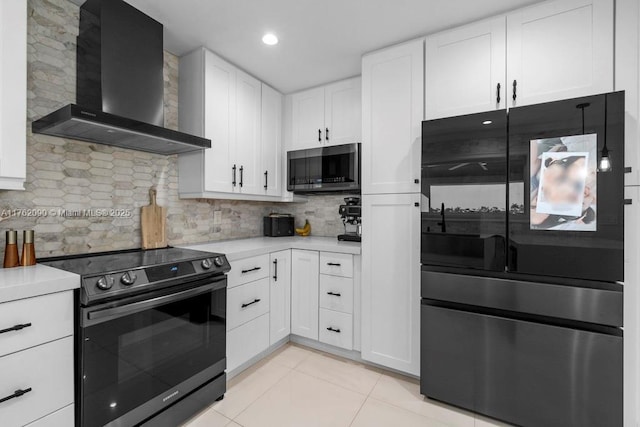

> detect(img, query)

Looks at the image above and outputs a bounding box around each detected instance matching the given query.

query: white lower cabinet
[291,250,320,340]
[270,250,291,345]
[227,278,270,330]
[0,336,74,427]
[227,313,270,372]
[319,275,354,314]
[319,308,353,350]
[25,404,74,427]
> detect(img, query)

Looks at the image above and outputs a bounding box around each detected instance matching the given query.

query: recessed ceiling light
[262,33,278,46]
[482,120,492,125]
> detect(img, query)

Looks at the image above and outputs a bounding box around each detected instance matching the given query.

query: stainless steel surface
[421,303,623,427]
[421,270,623,327]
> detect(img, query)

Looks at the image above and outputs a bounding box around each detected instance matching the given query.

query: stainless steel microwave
[287,143,361,194]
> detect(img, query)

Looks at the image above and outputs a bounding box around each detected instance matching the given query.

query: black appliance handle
[232,164,237,187]
[326,327,341,333]
[0,388,32,405]
[239,166,244,188]
[241,298,261,308]
[0,323,32,335]
[241,267,262,274]
[318,129,322,142]
[264,171,268,190]
[496,83,501,104]
[326,127,329,141]
[512,80,517,101]
[86,280,226,325]
[273,259,278,281]
[327,262,341,267]
[327,291,341,297]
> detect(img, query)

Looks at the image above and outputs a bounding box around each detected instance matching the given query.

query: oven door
[287,143,361,193]
[79,276,226,427]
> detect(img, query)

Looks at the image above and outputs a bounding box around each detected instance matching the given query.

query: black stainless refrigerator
[420,92,624,427]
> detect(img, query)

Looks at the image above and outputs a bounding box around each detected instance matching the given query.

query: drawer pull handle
[0,387,32,405]
[327,263,341,267]
[327,291,341,297]
[241,267,261,274]
[326,327,341,333]
[241,298,261,308]
[0,323,32,335]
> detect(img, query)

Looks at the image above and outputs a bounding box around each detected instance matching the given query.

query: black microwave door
[507,92,624,283]
[421,110,507,271]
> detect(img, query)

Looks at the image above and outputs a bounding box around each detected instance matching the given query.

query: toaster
[263,215,295,237]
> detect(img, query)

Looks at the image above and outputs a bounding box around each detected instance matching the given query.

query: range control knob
[120,271,137,286]
[213,257,224,267]
[97,275,114,290]
[201,259,213,270]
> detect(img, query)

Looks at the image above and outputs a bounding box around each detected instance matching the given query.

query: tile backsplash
[0,0,347,257]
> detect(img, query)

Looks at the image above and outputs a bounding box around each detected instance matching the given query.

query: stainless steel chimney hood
[32,0,210,155]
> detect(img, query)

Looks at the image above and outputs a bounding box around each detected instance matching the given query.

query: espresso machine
[338,197,362,242]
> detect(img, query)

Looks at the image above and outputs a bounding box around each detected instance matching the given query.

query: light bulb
[599,155,611,172]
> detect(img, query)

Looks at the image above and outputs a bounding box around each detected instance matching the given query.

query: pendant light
[598,93,612,172]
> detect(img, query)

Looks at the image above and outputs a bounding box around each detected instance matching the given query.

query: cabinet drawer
[0,291,73,357]
[319,275,354,314]
[319,252,353,277]
[25,404,74,427]
[227,278,270,330]
[227,313,270,372]
[228,254,270,287]
[0,336,73,427]
[319,308,353,350]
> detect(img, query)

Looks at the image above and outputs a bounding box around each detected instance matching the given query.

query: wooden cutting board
[141,188,167,249]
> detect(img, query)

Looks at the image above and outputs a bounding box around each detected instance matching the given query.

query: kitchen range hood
[32,0,210,155]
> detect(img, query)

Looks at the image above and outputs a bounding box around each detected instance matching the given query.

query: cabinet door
[235,70,262,194]
[506,0,613,107]
[290,249,319,340]
[291,87,325,150]
[203,51,236,192]
[362,39,424,195]
[361,193,421,375]
[0,0,26,190]
[261,84,283,197]
[270,250,291,344]
[324,77,362,146]
[425,16,506,119]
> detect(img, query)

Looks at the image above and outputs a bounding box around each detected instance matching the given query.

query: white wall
[615,0,640,425]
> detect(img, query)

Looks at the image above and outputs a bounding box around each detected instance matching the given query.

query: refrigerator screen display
[530,134,598,231]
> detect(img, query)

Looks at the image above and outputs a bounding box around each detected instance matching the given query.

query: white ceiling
[77,0,544,94]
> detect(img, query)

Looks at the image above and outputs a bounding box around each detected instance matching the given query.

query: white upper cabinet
[0,0,26,190]
[362,39,424,195]
[425,16,506,119]
[288,77,362,150]
[506,0,614,107]
[261,84,283,197]
[178,48,284,200]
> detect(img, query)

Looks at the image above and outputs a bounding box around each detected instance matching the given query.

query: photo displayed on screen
[530,134,597,231]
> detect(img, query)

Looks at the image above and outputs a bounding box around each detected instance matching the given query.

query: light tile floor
[182,343,512,427]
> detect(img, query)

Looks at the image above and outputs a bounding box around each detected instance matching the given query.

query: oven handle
[85,280,226,326]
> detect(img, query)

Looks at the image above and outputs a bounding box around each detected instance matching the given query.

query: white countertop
[183,236,361,261]
[0,264,80,304]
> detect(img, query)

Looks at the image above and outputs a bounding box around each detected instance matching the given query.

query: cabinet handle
[415,202,420,207]
[241,266,261,274]
[318,129,322,142]
[273,259,278,281]
[0,323,31,335]
[239,166,244,188]
[327,291,341,297]
[0,388,32,405]
[512,80,517,101]
[264,171,268,190]
[326,327,341,333]
[241,298,261,308]
[414,179,420,184]
[326,127,329,141]
[232,165,237,187]
[327,262,341,267]
[496,83,501,104]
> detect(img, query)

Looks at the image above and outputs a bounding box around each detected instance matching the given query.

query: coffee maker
[338,197,362,242]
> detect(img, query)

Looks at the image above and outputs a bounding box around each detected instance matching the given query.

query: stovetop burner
[40,247,230,306]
